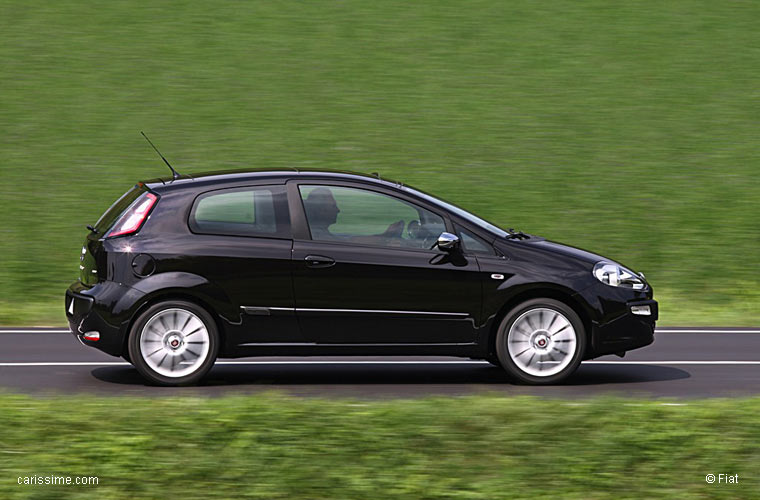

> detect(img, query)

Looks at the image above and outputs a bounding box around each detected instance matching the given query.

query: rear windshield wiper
[505,228,529,240]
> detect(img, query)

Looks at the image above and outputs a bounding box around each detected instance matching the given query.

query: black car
[66,169,657,385]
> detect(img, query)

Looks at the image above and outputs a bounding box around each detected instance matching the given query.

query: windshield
[402,186,509,238]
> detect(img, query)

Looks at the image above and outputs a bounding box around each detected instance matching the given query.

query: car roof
[140,167,511,241]
[142,168,403,192]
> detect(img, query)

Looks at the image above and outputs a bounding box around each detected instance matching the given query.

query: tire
[128,300,219,386]
[495,298,586,385]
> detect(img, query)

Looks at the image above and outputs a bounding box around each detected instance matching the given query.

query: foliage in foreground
[0,393,758,499]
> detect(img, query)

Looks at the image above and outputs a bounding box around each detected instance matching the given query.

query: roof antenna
[140,131,180,180]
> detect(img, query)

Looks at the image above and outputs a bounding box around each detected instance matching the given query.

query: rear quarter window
[189,185,290,238]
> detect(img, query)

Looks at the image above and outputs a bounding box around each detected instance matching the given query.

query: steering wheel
[402,220,437,248]
[407,220,420,239]
[418,226,437,248]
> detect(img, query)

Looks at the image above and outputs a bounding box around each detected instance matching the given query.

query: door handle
[304,254,336,268]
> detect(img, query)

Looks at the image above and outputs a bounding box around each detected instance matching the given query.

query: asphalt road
[1,327,759,399]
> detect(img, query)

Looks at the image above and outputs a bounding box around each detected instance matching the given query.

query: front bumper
[590,299,658,357]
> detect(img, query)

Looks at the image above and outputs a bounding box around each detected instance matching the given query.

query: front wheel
[128,300,219,386]
[495,298,586,385]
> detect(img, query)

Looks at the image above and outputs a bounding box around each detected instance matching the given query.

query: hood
[496,237,611,268]
[528,239,609,265]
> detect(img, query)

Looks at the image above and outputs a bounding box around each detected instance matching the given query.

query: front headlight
[593,262,645,290]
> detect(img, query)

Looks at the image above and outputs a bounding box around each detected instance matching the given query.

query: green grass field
[0,393,757,499]
[1,1,759,325]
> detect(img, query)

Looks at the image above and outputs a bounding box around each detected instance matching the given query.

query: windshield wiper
[505,228,529,240]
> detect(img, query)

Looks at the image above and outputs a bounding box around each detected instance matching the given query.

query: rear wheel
[495,298,585,385]
[128,300,219,386]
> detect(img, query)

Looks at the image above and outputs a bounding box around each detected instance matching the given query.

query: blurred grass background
[1,393,759,499]
[1,1,759,325]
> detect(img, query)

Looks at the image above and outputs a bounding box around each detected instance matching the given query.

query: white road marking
[586,361,760,365]
[0,362,130,366]
[0,360,759,367]
[657,330,760,333]
[0,330,72,334]
[2,328,760,334]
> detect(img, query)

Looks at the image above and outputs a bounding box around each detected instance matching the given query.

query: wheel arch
[121,291,229,358]
[486,287,594,359]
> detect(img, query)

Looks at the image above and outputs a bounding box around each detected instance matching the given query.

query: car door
[184,183,303,344]
[289,181,482,344]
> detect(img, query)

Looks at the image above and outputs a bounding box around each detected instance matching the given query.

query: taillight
[107,193,158,238]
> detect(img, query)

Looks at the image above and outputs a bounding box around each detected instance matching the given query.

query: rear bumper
[590,299,658,357]
[65,281,144,357]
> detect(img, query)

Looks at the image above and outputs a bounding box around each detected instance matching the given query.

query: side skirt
[223,342,487,359]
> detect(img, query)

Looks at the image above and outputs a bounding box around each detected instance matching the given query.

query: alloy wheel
[139,308,211,378]
[506,307,578,377]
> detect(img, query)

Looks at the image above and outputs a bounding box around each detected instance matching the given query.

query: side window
[189,185,289,238]
[456,224,495,255]
[299,185,446,249]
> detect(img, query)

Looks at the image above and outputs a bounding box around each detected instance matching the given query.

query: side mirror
[435,232,460,251]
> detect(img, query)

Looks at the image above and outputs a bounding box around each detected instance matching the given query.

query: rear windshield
[94,185,143,233]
